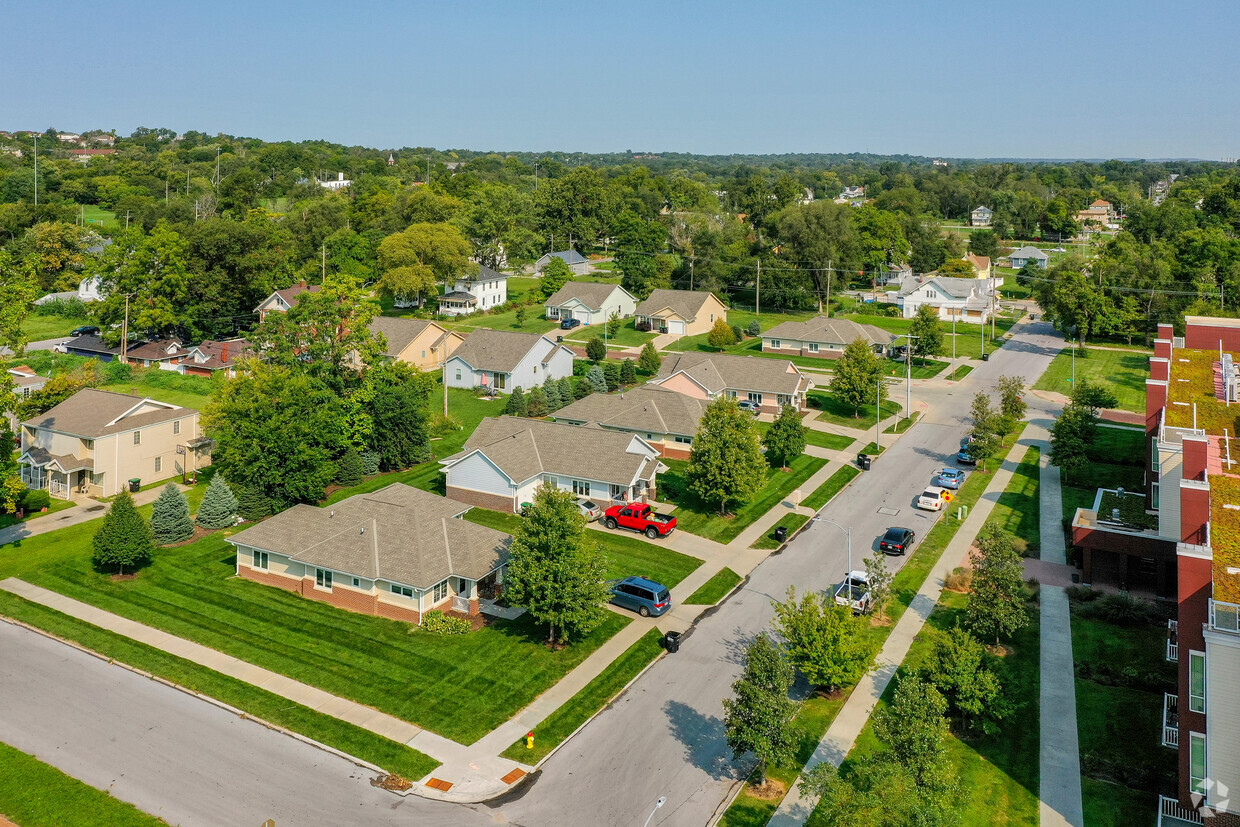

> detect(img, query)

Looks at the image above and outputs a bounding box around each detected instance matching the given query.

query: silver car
[577,498,603,522]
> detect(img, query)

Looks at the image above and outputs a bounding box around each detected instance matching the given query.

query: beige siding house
[368,317,464,371]
[552,386,707,460]
[18,389,211,499]
[761,317,897,360]
[634,289,728,336]
[652,352,813,414]
[253,282,322,320]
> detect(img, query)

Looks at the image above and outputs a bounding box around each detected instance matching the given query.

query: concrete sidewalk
[767,429,1036,826]
[0,484,190,547]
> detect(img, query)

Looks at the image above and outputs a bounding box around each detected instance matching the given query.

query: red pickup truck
[603,503,677,539]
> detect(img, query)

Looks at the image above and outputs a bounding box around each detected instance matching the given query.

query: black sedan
[560,317,582,330]
[879,526,915,556]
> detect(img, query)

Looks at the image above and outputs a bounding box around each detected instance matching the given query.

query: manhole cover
[877,507,900,516]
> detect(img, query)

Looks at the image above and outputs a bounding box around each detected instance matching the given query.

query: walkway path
[767,428,1036,825]
[0,484,189,546]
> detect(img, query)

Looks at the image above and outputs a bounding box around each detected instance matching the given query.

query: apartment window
[1151,482,1160,510]
[154,456,162,473]
[133,431,141,445]
[748,392,762,405]
[674,435,692,444]
[1151,438,1160,472]
[352,577,361,588]
[173,420,181,435]
[252,550,269,570]
[1189,650,1206,713]
[390,583,413,598]
[771,339,781,349]
[432,579,449,602]
[1190,732,1207,795]
[315,569,333,590]
[808,343,819,353]
[573,480,591,497]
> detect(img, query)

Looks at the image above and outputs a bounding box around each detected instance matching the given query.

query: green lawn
[803,465,861,511]
[81,204,117,228]
[808,390,902,429]
[947,364,975,381]
[804,431,855,451]
[1082,778,1156,827]
[989,446,1041,553]
[98,368,217,409]
[660,454,827,543]
[0,739,168,826]
[751,513,811,550]
[564,321,656,348]
[441,306,559,336]
[1033,347,1148,412]
[668,335,842,372]
[884,411,921,434]
[684,567,743,604]
[20,314,92,341]
[500,629,665,763]
[0,497,76,529]
[840,313,1018,361]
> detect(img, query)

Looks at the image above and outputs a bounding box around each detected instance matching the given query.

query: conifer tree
[92,491,154,575]
[335,447,364,486]
[527,386,549,417]
[195,474,240,529]
[151,483,194,544]
[505,386,528,416]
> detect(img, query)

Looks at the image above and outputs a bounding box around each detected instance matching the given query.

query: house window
[495,373,506,389]
[173,420,180,435]
[432,579,449,602]
[771,339,781,349]
[353,577,361,587]
[390,583,413,598]
[573,480,591,497]
[1189,650,1206,713]
[674,435,692,444]
[315,569,333,590]
[1190,732,1207,795]
[455,368,462,381]
[777,394,791,406]
[748,392,762,405]
[154,456,162,473]
[82,438,94,450]
[252,550,269,570]
[133,431,141,445]
[808,343,819,353]
[421,350,427,359]
[725,390,737,399]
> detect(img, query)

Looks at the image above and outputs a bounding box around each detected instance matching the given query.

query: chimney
[338,172,344,181]
[299,280,306,289]
[221,343,229,364]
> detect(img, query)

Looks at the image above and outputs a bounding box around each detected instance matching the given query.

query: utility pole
[901,334,919,419]
[952,310,958,360]
[32,135,38,206]
[755,258,761,315]
[825,261,833,318]
[215,146,221,187]
[120,294,131,364]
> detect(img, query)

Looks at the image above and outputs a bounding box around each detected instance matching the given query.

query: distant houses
[761,317,897,360]
[444,329,575,394]
[437,266,509,316]
[1007,246,1050,269]
[535,249,589,275]
[367,317,463,371]
[890,275,997,324]
[254,281,322,321]
[652,351,812,414]
[970,206,993,227]
[544,282,637,326]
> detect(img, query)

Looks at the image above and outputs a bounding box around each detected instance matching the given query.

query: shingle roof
[368,317,441,358]
[22,389,195,438]
[450,329,571,373]
[124,338,186,362]
[761,317,897,348]
[543,282,627,310]
[187,338,254,370]
[656,352,809,396]
[539,250,586,266]
[255,283,321,313]
[553,386,707,437]
[1008,246,1049,260]
[21,446,93,472]
[965,254,990,272]
[227,484,509,589]
[63,334,121,356]
[444,417,661,487]
[898,276,994,299]
[634,289,723,321]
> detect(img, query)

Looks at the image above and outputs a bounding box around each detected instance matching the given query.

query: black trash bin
[664,631,681,653]
[857,453,871,471]
[982,352,990,362]
[129,478,141,493]
[773,525,788,543]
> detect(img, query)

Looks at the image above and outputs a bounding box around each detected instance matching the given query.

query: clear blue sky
[6,0,1237,159]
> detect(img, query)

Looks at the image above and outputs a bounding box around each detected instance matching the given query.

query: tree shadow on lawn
[663,699,743,781]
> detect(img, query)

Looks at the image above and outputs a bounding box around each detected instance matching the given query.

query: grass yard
[808,390,902,429]
[803,465,861,511]
[441,306,559,336]
[99,368,218,409]
[751,513,811,550]
[684,567,743,604]
[669,335,842,372]
[20,314,92,341]
[1089,425,1144,465]
[660,454,827,544]
[0,497,76,529]
[1033,347,1148,412]
[500,629,665,763]
[564,321,656,347]
[947,364,975,381]
[0,739,168,827]
[806,431,855,451]
[81,204,118,228]
[989,446,1041,553]
[884,411,921,434]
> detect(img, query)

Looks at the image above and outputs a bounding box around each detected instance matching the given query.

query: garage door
[669,320,686,335]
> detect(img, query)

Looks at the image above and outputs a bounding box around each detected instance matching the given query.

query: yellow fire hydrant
[526,731,534,750]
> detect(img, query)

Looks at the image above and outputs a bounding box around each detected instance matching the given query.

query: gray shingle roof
[553,386,707,438]
[444,417,661,487]
[761,317,897,347]
[538,250,586,266]
[656,352,809,396]
[634,289,723,321]
[450,329,571,373]
[368,317,440,358]
[227,484,509,589]
[897,276,994,299]
[22,389,195,438]
[543,282,627,310]
[1008,245,1049,260]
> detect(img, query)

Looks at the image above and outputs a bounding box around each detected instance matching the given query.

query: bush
[32,297,88,318]
[1066,585,1100,603]
[360,451,381,476]
[746,319,762,337]
[730,324,744,342]
[103,359,133,384]
[429,412,461,436]
[335,448,364,486]
[1010,536,1030,557]
[586,337,607,362]
[945,567,973,592]
[1087,593,1155,626]
[420,610,472,635]
[636,320,652,332]
[20,489,51,512]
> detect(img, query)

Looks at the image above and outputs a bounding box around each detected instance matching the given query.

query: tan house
[552,386,708,460]
[652,352,813,414]
[761,317,897,360]
[965,254,991,279]
[227,484,509,623]
[633,289,728,336]
[253,281,322,320]
[368,317,464,371]
[18,389,212,499]
[176,338,255,377]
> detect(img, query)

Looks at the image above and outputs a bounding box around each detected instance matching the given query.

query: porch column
[463,579,480,616]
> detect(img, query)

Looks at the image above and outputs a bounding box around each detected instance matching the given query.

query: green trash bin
[129,478,141,493]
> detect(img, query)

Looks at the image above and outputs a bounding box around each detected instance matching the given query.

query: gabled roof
[1089,199,1112,208]
[448,329,572,374]
[965,254,990,272]
[553,386,708,437]
[62,334,121,356]
[459,264,509,283]
[537,250,587,266]
[444,417,662,487]
[1008,245,1049,260]
[227,484,509,589]
[21,446,93,473]
[761,317,897,347]
[634,289,724,321]
[367,317,445,358]
[543,282,632,311]
[898,275,994,300]
[656,352,808,396]
[23,389,193,438]
[123,338,186,362]
[185,338,254,370]
[254,282,321,313]
[972,205,993,213]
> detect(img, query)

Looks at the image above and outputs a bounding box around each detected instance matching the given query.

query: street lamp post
[875,378,881,452]
[432,345,448,417]
[812,515,854,578]
[898,334,918,421]
[643,796,667,827]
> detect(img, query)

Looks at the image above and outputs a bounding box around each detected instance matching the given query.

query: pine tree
[195,474,240,529]
[91,491,154,575]
[762,404,807,469]
[527,386,549,417]
[637,341,661,374]
[237,482,272,521]
[620,358,637,387]
[586,336,607,362]
[360,451,381,475]
[543,380,563,410]
[603,361,620,391]
[505,386,528,416]
[687,398,767,515]
[335,447,364,486]
[151,483,194,544]
[573,376,591,399]
[557,377,574,406]
[586,365,608,394]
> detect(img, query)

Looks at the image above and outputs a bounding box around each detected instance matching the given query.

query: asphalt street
[0,335,69,357]
[0,320,1067,827]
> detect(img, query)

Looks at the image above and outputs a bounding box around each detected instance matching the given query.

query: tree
[937,258,976,276]
[746,319,762,337]
[722,633,798,785]
[503,485,611,644]
[763,405,806,469]
[556,377,574,407]
[504,386,528,416]
[774,200,856,310]
[966,392,1002,471]
[336,448,364,486]
[92,222,190,339]
[586,336,607,362]
[907,304,943,363]
[236,482,272,521]
[606,311,622,339]
[151,483,194,544]
[968,229,999,260]
[195,474,240,529]
[543,379,563,410]
[573,376,591,399]
[91,491,154,575]
[585,365,608,394]
[707,317,738,349]
[526,386,549,417]
[515,306,527,327]
[1049,402,1095,483]
[1071,378,1119,414]
[637,341,661,374]
[965,524,1029,645]
[539,256,573,300]
[997,375,1026,425]
[829,338,887,417]
[770,586,876,690]
[366,362,434,471]
[376,222,474,306]
[923,627,1007,734]
[872,675,956,793]
[686,398,767,515]
[862,552,893,621]
[620,358,637,387]
[602,361,621,391]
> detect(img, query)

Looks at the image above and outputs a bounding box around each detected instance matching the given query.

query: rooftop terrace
[1209,473,1240,604]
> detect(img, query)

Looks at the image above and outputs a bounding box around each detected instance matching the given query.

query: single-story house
[176,338,255,377]
[633,289,728,336]
[544,282,637,326]
[122,338,193,368]
[368,317,464,371]
[890,275,996,323]
[19,389,211,499]
[254,282,322,320]
[970,206,993,227]
[444,329,575,394]
[34,275,104,306]
[761,317,898,360]
[437,266,508,316]
[965,254,991,279]
[56,333,122,362]
[885,263,913,285]
[652,352,812,414]
[441,417,666,513]
[227,483,509,623]
[535,249,589,275]
[552,385,708,460]
[1007,246,1049,269]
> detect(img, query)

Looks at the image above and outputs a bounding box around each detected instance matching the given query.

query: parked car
[956,446,977,465]
[576,498,603,522]
[603,503,677,539]
[609,576,672,617]
[917,486,948,511]
[560,317,582,330]
[879,526,915,556]
[936,468,965,490]
[834,571,873,615]
[889,345,908,361]
[69,325,100,337]
[737,400,761,415]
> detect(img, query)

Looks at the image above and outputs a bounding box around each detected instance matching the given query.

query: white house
[319,172,352,191]
[970,206,993,227]
[544,282,637,326]
[444,329,575,394]
[890,275,997,324]
[1007,246,1050,269]
[535,250,589,275]
[441,417,665,513]
[437,265,508,316]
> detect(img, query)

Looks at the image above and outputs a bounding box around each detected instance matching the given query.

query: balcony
[1167,619,1179,662]
[1162,693,1179,748]
[1158,795,1203,826]
[1210,599,1240,634]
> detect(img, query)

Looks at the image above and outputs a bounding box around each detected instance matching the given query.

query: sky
[4,0,1238,160]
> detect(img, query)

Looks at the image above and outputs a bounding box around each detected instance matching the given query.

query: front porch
[20,457,102,500]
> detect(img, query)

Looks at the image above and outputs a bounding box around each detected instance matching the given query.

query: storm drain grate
[877,507,900,516]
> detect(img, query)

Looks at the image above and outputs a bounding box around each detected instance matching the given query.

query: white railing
[452,595,469,614]
[1167,619,1179,662]
[1162,693,1179,748]
[1159,794,1203,825]
[1210,599,1240,634]
[1174,336,1186,349]
[48,479,69,499]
